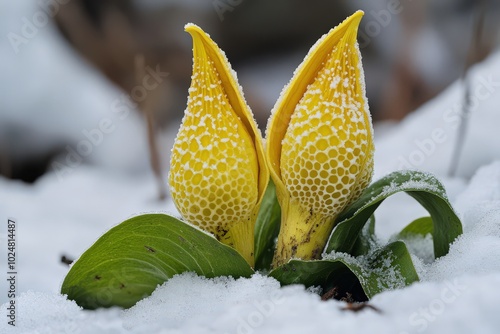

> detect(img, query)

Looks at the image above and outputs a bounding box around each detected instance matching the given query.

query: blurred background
[1,0,499,188]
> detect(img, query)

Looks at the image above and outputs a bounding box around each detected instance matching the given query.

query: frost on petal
[266,11,375,265]
[266,11,373,214]
[168,25,268,266]
[280,34,373,216]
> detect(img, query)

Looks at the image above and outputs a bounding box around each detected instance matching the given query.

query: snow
[4,272,500,333]
[2,1,500,333]
[0,0,167,174]
[399,234,435,264]
[374,53,500,179]
[5,122,500,322]
[0,167,177,296]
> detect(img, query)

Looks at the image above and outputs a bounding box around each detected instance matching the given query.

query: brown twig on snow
[341,302,382,314]
[134,55,167,200]
[321,286,340,301]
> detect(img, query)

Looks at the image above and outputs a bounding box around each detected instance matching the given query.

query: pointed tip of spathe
[328,10,363,43]
[184,23,211,40]
[184,23,215,48]
[184,23,200,33]
[353,9,365,17]
[343,10,364,28]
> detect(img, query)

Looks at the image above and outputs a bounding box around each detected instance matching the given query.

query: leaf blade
[325,170,462,258]
[270,241,418,299]
[61,214,254,309]
[254,180,281,271]
[397,216,434,239]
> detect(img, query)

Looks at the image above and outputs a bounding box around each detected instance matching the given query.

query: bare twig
[448,0,487,177]
[0,141,11,179]
[135,54,167,200]
[341,302,382,314]
[321,286,339,301]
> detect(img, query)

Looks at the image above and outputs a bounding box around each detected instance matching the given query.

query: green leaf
[325,170,462,258]
[270,241,418,299]
[397,216,434,239]
[350,215,376,257]
[61,214,254,309]
[254,180,281,271]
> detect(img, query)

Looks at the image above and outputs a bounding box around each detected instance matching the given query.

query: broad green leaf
[350,215,376,257]
[271,241,418,299]
[397,216,433,239]
[254,180,281,271]
[61,214,254,309]
[325,170,462,258]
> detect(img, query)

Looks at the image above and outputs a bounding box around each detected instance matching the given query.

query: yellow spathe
[266,11,374,266]
[169,24,269,267]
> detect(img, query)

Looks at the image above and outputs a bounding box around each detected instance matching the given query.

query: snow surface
[0,0,168,173]
[2,1,500,333]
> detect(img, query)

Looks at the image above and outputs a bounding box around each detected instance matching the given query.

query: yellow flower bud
[266,11,374,267]
[169,24,269,267]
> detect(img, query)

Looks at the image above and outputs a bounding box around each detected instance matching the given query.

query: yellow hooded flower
[266,11,374,267]
[169,24,269,267]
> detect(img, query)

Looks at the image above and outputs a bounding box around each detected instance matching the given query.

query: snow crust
[3,131,500,334]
